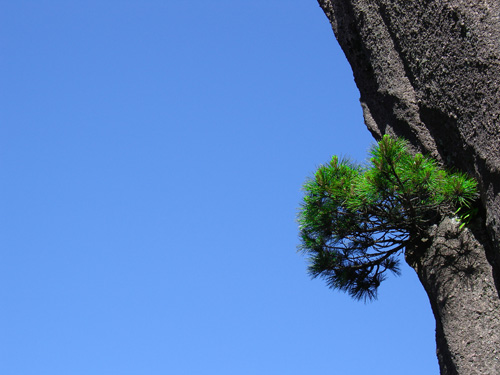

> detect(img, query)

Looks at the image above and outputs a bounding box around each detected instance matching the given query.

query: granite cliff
[316,1,500,373]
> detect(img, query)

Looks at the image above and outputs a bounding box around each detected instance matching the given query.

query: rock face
[316,0,500,373]
[407,217,500,374]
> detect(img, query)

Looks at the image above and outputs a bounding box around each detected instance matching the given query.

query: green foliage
[298,135,478,301]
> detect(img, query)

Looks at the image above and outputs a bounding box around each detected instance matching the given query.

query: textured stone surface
[316,0,500,373]
[407,218,500,374]
[317,0,500,261]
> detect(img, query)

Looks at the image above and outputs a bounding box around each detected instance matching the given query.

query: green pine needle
[298,135,478,301]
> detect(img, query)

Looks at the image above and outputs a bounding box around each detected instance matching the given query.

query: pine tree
[298,135,478,301]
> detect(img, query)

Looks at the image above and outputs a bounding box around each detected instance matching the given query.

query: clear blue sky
[1,1,438,374]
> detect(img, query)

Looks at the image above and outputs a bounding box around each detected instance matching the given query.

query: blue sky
[1,1,438,374]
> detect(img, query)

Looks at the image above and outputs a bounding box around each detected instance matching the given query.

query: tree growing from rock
[299,135,477,300]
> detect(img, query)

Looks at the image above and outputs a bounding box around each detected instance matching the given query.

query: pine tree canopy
[298,135,478,301]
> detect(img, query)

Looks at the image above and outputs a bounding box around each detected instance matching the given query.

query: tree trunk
[316,0,500,373]
[406,217,500,374]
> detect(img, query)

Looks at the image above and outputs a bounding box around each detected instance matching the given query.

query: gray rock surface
[407,217,500,374]
[316,1,500,373]
[317,0,500,260]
